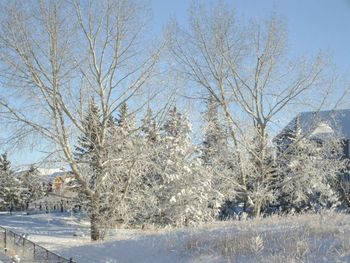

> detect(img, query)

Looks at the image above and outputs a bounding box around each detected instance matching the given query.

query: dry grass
[185,212,350,262]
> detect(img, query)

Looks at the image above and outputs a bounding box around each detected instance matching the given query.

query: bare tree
[0,0,163,240]
[170,1,348,216]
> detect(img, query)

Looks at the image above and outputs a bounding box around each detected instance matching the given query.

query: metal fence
[0,226,76,263]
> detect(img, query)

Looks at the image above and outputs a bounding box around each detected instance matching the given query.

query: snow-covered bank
[1,212,350,262]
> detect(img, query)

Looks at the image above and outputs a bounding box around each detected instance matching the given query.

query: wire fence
[0,226,76,263]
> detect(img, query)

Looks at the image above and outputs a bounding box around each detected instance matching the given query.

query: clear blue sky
[150,0,350,75]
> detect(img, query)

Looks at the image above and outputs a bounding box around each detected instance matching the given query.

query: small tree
[0,154,21,214]
[20,165,44,211]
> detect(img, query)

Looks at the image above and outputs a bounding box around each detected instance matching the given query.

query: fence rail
[0,225,75,263]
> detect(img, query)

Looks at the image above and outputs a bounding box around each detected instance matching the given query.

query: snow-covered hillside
[1,212,350,263]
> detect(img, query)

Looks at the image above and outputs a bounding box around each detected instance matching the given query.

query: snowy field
[0,251,11,263]
[1,212,350,263]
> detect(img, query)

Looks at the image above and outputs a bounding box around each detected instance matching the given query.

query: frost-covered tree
[20,166,44,211]
[98,103,139,227]
[338,175,350,207]
[0,154,21,214]
[170,1,348,216]
[244,130,278,216]
[202,95,229,166]
[74,99,102,168]
[74,99,106,240]
[74,101,142,236]
[141,108,160,143]
[118,108,164,226]
[202,95,239,217]
[276,119,345,212]
[117,103,135,133]
[114,106,216,227]
[74,99,138,238]
[109,102,136,158]
[0,0,163,240]
[150,107,222,226]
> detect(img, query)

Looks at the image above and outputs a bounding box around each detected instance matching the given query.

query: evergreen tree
[0,153,21,214]
[117,102,135,133]
[202,95,228,165]
[201,96,239,218]
[74,99,102,165]
[276,115,302,158]
[162,106,191,139]
[20,165,44,211]
[74,101,139,234]
[151,107,221,226]
[109,102,136,155]
[277,117,343,213]
[141,108,160,143]
[0,153,11,171]
[246,130,278,216]
[74,99,104,240]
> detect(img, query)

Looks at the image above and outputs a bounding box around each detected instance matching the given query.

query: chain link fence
[0,226,75,263]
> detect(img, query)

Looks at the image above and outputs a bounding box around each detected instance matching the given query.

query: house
[274,109,350,159]
[16,167,79,212]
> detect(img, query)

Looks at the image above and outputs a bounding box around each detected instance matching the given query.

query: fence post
[33,243,35,259]
[22,237,25,258]
[4,230,6,251]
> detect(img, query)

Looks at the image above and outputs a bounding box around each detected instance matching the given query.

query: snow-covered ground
[0,251,11,263]
[1,212,350,263]
[0,212,211,263]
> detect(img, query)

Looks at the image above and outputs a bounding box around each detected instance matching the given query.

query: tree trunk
[91,214,100,241]
[90,197,100,241]
[254,203,262,218]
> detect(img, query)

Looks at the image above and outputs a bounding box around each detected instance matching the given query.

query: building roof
[276,109,350,142]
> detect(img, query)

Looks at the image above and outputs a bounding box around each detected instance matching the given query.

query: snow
[0,212,210,263]
[311,122,334,136]
[0,252,11,263]
[1,212,350,262]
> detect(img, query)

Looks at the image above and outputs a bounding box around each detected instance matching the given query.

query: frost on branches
[20,166,44,211]
[73,104,222,230]
[201,95,239,217]
[0,153,21,213]
[73,100,139,238]
[275,116,347,213]
[154,107,222,227]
